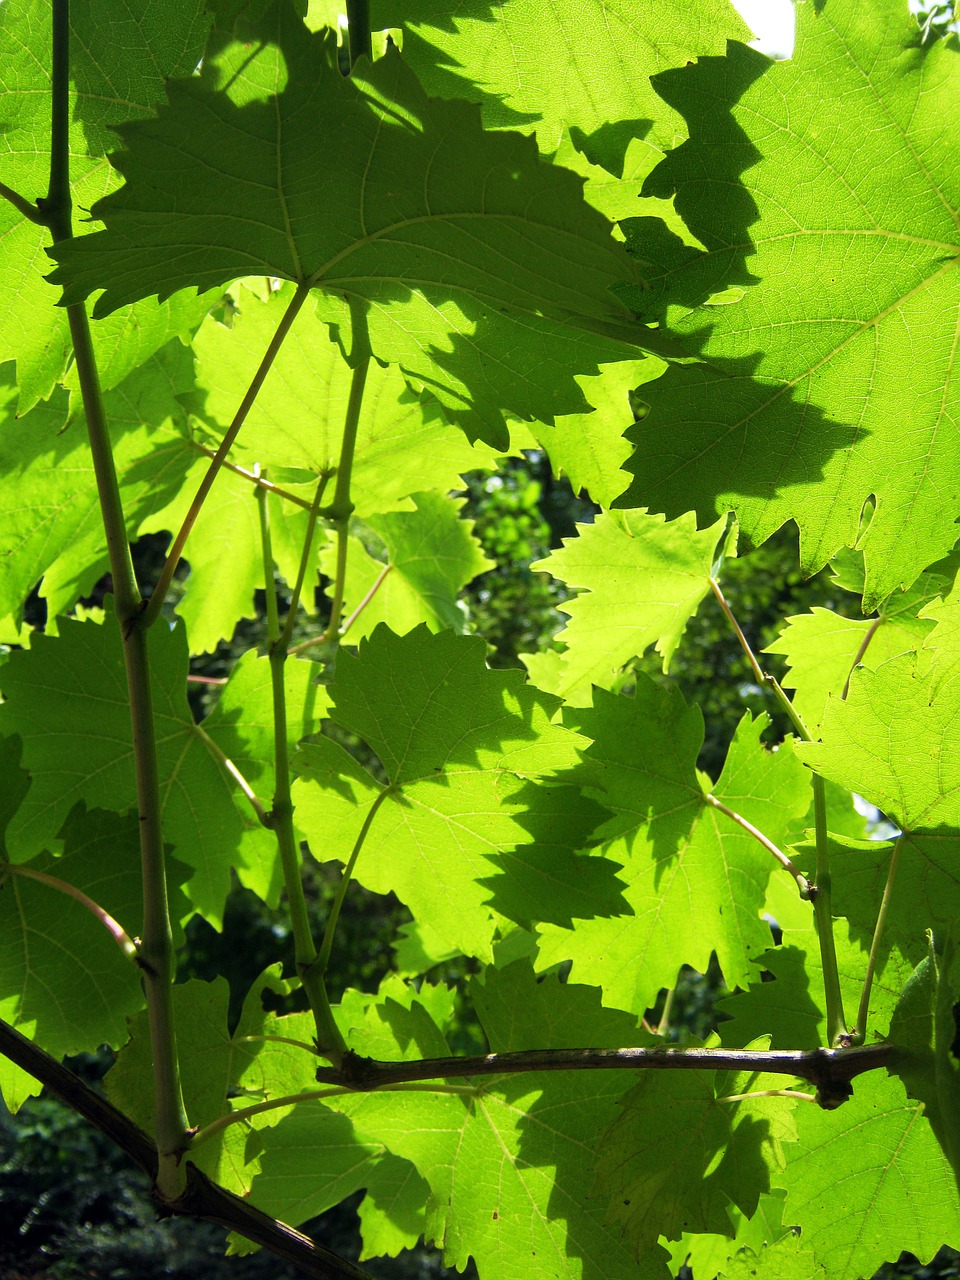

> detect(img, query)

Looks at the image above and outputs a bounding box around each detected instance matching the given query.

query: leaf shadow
[478,780,630,929]
[614,43,863,539]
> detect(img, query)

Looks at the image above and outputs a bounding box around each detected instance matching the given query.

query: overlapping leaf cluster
[1,0,959,1278]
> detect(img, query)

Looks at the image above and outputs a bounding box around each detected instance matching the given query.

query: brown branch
[323,1042,896,1110]
[0,1018,373,1280]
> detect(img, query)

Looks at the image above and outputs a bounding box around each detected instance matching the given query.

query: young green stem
[258,481,346,1063]
[3,864,138,960]
[43,0,189,1201]
[705,792,814,898]
[710,574,848,1045]
[323,349,370,641]
[0,179,45,223]
[141,283,310,629]
[854,835,903,1042]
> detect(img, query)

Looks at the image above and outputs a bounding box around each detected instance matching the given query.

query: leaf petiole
[710,574,848,1045]
[2,863,139,961]
[140,282,311,630]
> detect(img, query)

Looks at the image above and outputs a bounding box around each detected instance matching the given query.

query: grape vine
[0,0,958,1278]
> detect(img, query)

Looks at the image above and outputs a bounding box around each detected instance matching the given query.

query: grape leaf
[188,284,502,516]
[0,0,210,407]
[889,933,960,1194]
[0,807,152,1108]
[49,4,650,447]
[529,359,664,510]
[618,0,960,603]
[592,1044,792,1251]
[323,493,493,641]
[107,974,338,1192]
[0,614,276,921]
[0,344,197,641]
[326,963,672,1280]
[537,686,811,1008]
[369,0,751,166]
[292,628,586,959]
[776,1069,960,1280]
[765,607,932,734]
[527,509,729,705]
[356,1155,430,1260]
[798,655,960,949]
[722,1234,825,1280]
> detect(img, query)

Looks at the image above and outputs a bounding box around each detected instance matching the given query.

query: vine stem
[709,574,849,1046]
[345,0,372,63]
[257,477,346,1063]
[3,864,138,960]
[841,614,884,700]
[40,0,189,1201]
[323,349,370,641]
[0,1018,374,1280]
[855,834,903,1041]
[319,1042,894,1109]
[0,179,45,223]
[140,283,310,630]
[704,792,813,897]
[289,561,392,656]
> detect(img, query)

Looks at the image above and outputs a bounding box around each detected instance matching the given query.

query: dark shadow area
[478,780,629,929]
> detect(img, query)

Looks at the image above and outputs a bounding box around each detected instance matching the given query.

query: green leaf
[764,607,931,734]
[369,0,751,165]
[0,807,151,1108]
[0,615,275,921]
[189,283,502,516]
[527,509,729,705]
[324,492,493,641]
[529,359,663,509]
[889,931,960,1195]
[49,6,650,446]
[537,688,811,1008]
[0,0,210,407]
[327,963,672,1280]
[108,973,336,1192]
[799,651,960,829]
[0,346,197,641]
[293,628,586,958]
[618,0,960,603]
[776,1069,960,1280]
[357,1155,430,1260]
[592,1044,791,1252]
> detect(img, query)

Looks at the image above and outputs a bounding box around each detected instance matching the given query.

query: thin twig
[710,573,848,1045]
[705,792,814,898]
[289,561,393,656]
[316,787,393,979]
